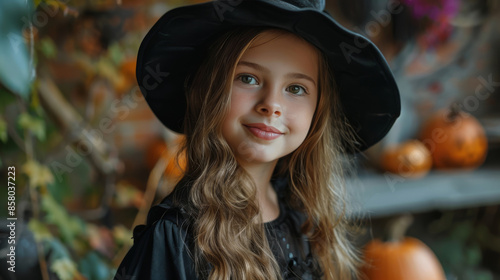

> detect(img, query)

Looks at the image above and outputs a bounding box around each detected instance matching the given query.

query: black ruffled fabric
[113,177,322,279]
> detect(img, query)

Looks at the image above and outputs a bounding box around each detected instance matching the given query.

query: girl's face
[222,30,319,165]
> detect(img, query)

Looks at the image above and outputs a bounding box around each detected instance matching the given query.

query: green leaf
[475,271,493,280]
[79,251,113,280]
[113,224,133,248]
[51,258,79,280]
[450,221,473,241]
[0,117,7,143]
[463,269,493,280]
[39,37,57,58]
[47,238,71,261]
[0,0,34,98]
[464,243,482,267]
[46,173,71,204]
[41,194,86,245]
[431,238,464,271]
[0,88,17,112]
[18,112,46,141]
[28,218,53,242]
[107,43,124,66]
[46,238,87,280]
[21,159,54,188]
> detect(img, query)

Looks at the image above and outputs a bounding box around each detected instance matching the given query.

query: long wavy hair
[174,27,362,280]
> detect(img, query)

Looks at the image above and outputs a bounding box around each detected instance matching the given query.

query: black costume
[114,177,323,280]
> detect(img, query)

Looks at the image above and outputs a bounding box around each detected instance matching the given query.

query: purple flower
[402,0,460,20]
[402,0,460,48]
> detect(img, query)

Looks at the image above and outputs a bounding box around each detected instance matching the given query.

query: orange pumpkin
[419,104,488,169]
[362,215,446,280]
[380,140,432,179]
[362,237,446,280]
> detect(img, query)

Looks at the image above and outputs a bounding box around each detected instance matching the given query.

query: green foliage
[46,239,82,280]
[0,116,7,143]
[30,195,128,280]
[46,172,72,204]
[42,194,87,245]
[79,251,113,280]
[0,88,17,112]
[0,0,33,98]
[39,37,57,59]
[107,42,125,66]
[18,112,46,141]
[29,218,53,242]
[22,159,54,188]
[0,1,150,278]
[431,220,495,279]
[463,269,493,280]
[112,224,134,248]
[51,258,80,280]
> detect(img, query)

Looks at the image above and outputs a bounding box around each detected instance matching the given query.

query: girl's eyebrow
[237,60,316,86]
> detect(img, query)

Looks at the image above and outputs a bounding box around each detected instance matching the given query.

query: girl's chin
[234,153,282,166]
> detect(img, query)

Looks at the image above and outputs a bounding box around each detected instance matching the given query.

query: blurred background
[0,0,499,279]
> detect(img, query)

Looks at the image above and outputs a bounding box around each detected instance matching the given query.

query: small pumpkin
[380,140,432,179]
[362,215,446,280]
[419,104,488,169]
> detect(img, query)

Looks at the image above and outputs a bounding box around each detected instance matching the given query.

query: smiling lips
[244,123,284,140]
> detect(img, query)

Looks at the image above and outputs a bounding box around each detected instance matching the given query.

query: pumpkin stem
[388,214,414,242]
[447,102,462,121]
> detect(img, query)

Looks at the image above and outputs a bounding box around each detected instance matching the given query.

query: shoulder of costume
[146,197,185,226]
[132,177,192,240]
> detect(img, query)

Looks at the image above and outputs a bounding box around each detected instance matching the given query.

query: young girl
[115,0,400,279]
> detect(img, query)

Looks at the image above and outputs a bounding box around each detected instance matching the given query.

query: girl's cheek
[232,90,255,107]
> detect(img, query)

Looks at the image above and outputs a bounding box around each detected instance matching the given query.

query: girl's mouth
[243,124,284,140]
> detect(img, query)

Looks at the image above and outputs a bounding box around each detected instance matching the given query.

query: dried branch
[37,74,118,175]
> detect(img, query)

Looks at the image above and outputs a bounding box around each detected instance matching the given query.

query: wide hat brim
[136,0,401,151]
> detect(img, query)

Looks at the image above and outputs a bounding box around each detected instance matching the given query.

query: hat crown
[269,0,325,10]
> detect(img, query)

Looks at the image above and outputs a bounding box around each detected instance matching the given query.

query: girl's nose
[255,89,282,117]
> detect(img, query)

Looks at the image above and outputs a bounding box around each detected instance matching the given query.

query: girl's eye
[238,75,258,85]
[287,85,307,95]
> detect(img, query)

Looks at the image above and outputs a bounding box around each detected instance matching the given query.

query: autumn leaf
[87,224,115,258]
[113,224,133,248]
[42,194,86,245]
[46,237,87,280]
[22,159,54,188]
[113,181,144,209]
[28,218,53,242]
[51,258,80,280]
[18,112,46,141]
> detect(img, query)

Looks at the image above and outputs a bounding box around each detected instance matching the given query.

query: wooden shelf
[347,168,500,218]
